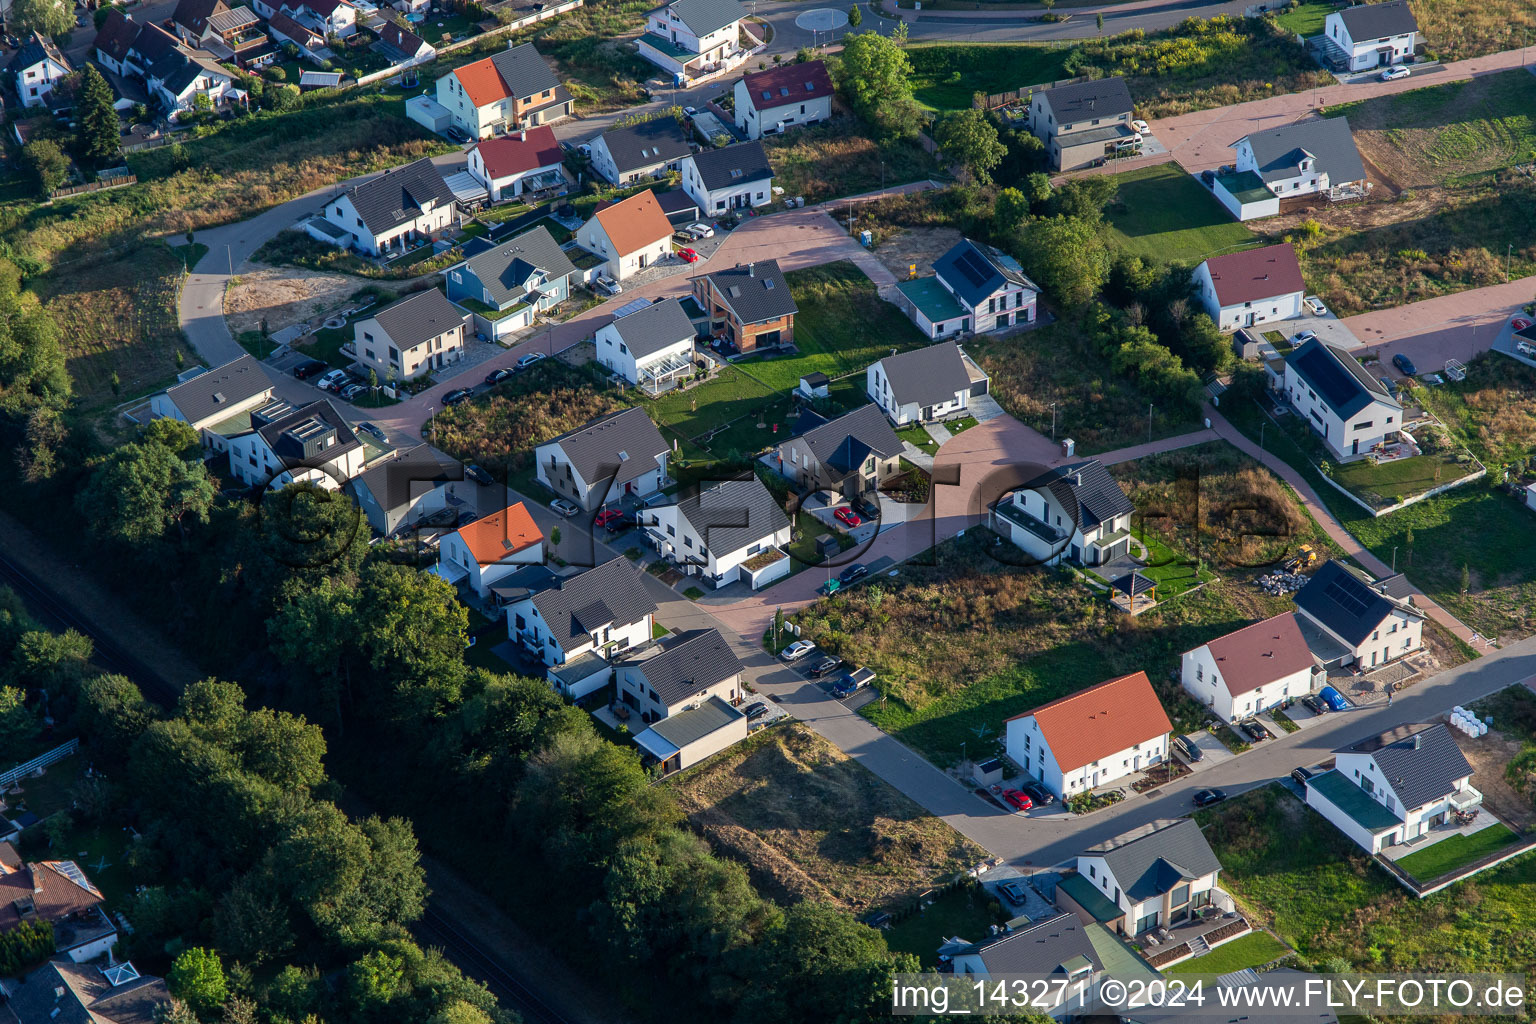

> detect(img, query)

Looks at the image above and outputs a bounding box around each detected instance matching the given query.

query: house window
[1088,865,1095,879]
[666,525,675,537]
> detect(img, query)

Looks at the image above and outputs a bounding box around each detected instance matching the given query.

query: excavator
[1284,544,1318,573]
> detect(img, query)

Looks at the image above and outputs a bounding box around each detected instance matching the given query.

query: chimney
[748,262,755,277]
[1413,733,1422,750]
[31,866,44,894]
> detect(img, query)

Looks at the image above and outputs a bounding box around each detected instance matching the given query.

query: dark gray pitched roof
[253,399,361,469]
[171,0,226,34]
[164,354,272,423]
[1285,338,1399,419]
[659,0,746,37]
[6,959,170,1024]
[1241,116,1366,186]
[130,22,181,65]
[669,477,790,556]
[540,407,669,491]
[626,628,743,706]
[93,10,141,62]
[701,258,797,325]
[599,117,691,174]
[1336,0,1417,40]
[337,157,455,237]
[8,31,68,74]
[610,297,697,359]
[688,141,773,191]
[1084,819,1222,904]
[488,41,561,98]
[527,557,655,643]
[644,694,744,748]
[958,913,1103,976]
[351,444,461,513]
[875,341,972,409]
[1022,459,1134,531]
[933,238,1037,309]
[458,224,576,308]
[1294,559,1421,646]
[1335,723,1473,809]
[372,288,464,349]
[1038,76,1133,121]
[790,404,903,474]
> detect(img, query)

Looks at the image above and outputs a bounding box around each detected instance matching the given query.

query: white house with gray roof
[353,288,467,381]
[1029,77,1139,171]
[1232,117,1368,203]
[1071,818,1224,938]
[347,444,470,537]
[9,32,71,109]
[311,157,458,256]
[1283,337,1402,460]
[900,237,1037,337]
[444,224,575,341]
[632,695,748,774]
[596,297,698,392]
[227,398,365,489]
[535,407,670,510]
[866,341,990,425]
[638,0,746,79]
[679,140,773,215]
[1322,0,1418,71]
[642,477,792,588]
[990,459,1135,567]
[505,556,657,698]
[149,354,275,453]
[617,627,743,723]
[773,404,903,498]
[589,117,693,186]
[1292,560,1422,669]
[1306,722,1477,854]
[948,913,1106,1015]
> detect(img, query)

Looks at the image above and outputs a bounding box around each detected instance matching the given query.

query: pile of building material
[1256,570,1309,594]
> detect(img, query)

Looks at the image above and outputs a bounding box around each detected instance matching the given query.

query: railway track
[415,909,571,1024]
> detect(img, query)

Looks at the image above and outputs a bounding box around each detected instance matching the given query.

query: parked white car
[1303,295,1329,316]
[1131,119,1149,134]
[594,275,621,296]
[1381,65,1410,81]
[687,222,715,239]
[781,640,816,661]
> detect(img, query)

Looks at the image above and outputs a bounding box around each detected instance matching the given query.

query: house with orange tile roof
[1004,671,1173,799]
[435,42,572,141]
[436,501,544,598]
[0,858,119,962]
[575,189,673,282]
[1180,612,1322,724]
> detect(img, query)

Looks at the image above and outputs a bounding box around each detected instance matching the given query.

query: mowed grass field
[1327,70,1536,188]
[906,43,1071,110]
[1271,0,1335,36]
[1101,163,1260,263]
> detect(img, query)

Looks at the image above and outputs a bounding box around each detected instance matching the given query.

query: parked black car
[745,701,769,720]
[1290,766,1315,786]
[1173,734,1204,763]
[291,358,327,379]
[1017,780,1054,806]
[1301,695,1327,715]
[1240,721,1269,743]
[485,367,515,385]
[1392,352,1418,376]
[442,388,473,406]
[1193,789,1228,808]
[838,563,869,585]
[806,655,841,678]
[465,464,494,487]
[854,496,880,520]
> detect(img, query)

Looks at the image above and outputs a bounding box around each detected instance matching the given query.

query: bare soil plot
[871,226,962,280]
[1458,727,1536,833]
[225,266,364,337]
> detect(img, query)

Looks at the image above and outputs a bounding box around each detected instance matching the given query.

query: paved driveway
[1340,273,1536,373]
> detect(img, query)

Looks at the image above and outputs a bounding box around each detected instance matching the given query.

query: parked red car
[677,247,699,263]
[834,507,862,527]
[1002,789,1033,812]
[593,509,625,528]
[1514,318,1533,331]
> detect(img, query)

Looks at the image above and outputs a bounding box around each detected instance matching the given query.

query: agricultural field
[763,117,945,203]
[1101,163,1261,263]
[666,724,987,911]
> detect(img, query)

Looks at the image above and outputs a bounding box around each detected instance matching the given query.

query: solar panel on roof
[953,249,994,290]
[1323,575,1373,617]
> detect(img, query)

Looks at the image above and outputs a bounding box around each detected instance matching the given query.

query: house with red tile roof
[1180,612,1321,724]
[434,42,571,141]
[575,189,673,282]
[466,125,564,201]
[1004,671,1173,799]
[732,60,832,140]
[436,502,544,598]
[1192,243,1305,333]
[0,858,119,962]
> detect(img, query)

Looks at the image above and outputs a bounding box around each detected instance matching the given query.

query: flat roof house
[773,404,903,499]
[596,296,698,393]
[149,354,275,453]
[435,42,572,140]
[227,398,366,490]
[436,501,544,598]
[576,189,674,282]
[466,124,564,201]
[505,556,657,698]
[1305,722,1478,854]
[866,341,990,426]
[1004,670,1173,799]
[1030,77,1138,171]
[444,223,575,341]
[1293,559,1423,671]
[1193,242,1305,333]
[990,459,1135,568]
[589,117,693,186]
[642,477,792,589]
[1283,337,1403,460]
[535,406,670,510]
[1322,0,1418,72]
[1064,818,1224,939]
[1181,612,1321,724]
[353,288,467,382]
[313,157,458,257]
[693,258,796,353]
[732,60,832,140]
[680,140,774,215]
[638,0,746,80]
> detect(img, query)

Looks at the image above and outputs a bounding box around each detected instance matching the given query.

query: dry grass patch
[763,116,945,203]
[668,724,986,911]
[1410,0,1536,62]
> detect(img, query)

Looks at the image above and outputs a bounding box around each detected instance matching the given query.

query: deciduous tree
[167,947,228,1018]
[12,0,72,39]
[935,108,1005,184]
[834,32,924,140]
[22,139,68,197]
[76,435,216,545]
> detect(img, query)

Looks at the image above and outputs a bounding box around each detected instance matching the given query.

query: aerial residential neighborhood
[2,0,1536,1018]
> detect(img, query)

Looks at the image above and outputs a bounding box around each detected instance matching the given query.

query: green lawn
[882,884,1002,967]
[1271,0,1335,36]
[1102,164,1260,263]
[1165,931,1290,975]
[1329,449,1479,505]
[1393,825,1523,882]
[906,43,1071,110]
[896,423,938,455]
[1134,525,1217,600]
[945,415,978,436]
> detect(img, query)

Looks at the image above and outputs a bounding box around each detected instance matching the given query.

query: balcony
[990,499,1066,545]
[1449,784,1483,813]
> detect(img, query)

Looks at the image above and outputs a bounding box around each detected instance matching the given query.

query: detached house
[281,0,358,38]
[679,140,773,214]
[149,354,276,453]
[0,858,119,962]
[947,912,1114,1017]
[642,477,792,589]
[1283,337,1403,460]
[990,459,1135,568]
[1322,0,1418,72]
[466,125,564,201]
[313,157,458,256]
[589,117,692,186]
[773,404,903,499]
[5,958,170,1024]
[901,237,1038,338]
[1193,243,1305,332]
[622,629,747,771]
[732,60,832,139]
[1030,77,1139,171]
[227,398,366,489]
[637,0,746,80]
[347,443,467,536]
[1230,117,1368,206]
[1293,560,1423,670]
[9,32,71,109]
[693,258,797,352]
[576,188,674,282]
[436,501,544,598]
[1005,671,1172,799]
[147,49,238,120]
[353,287,467,382]
[435,42,572,141]
[444,223,575,341]
[1063,819,1224,938]
[596,296,698,393]
[866,341,990,426]
[1306,722,1478,854]
[1181,612,1321,724]
[376,19,435,66]
[535,406,670,510]
[505,556,657,698]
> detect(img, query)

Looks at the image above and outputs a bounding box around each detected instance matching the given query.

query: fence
[48,174,138,201]
[975,75,1089,110]
[0,738,80,791]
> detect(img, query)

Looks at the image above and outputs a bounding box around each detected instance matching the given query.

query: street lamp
[1049,401,1058,440]
[426,405,437,444]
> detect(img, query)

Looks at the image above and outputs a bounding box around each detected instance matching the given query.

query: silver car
[549,498,580,517]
